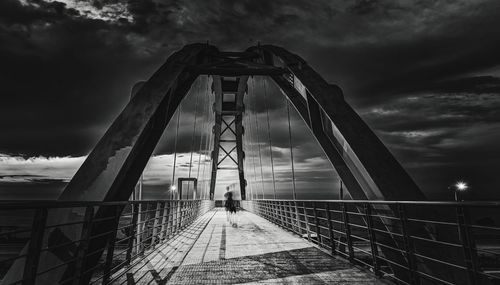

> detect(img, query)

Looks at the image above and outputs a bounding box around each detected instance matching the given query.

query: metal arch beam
[252,45,425,202]
[247,45,461,284]
[61,43,216,202]
[2,43,218,285]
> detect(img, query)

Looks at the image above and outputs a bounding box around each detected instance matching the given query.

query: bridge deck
[117,209,385,284]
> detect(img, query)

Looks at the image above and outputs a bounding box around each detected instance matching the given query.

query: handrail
[241,199,500,285]
[248,199,500,206]
[0,199,207,209]
[0,199,215,285]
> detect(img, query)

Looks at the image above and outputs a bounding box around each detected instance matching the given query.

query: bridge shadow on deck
[118,209,384,285]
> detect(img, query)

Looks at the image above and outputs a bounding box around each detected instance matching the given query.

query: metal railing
[241,200,500,285]
[0,199,214,284]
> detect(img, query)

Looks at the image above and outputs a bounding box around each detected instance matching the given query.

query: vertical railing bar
[364,203,381,276]
[278,201,284,227]
[150,202,161,248]
[285,202,292,230]
[294,201,300,235]
[126,204,139,266]
[398,203,418,284]
[325,202,336,255]
[159,202,168,241]
[456,204,478,285]
[312,202,322,245]
[73,206,94,285]
[22,207,48,285]
[341,202,354,262]
[304,202,312,242]
[102,205,121,284]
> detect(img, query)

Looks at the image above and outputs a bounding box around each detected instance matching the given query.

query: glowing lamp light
[170,185,177,191]
[455,181,468,192]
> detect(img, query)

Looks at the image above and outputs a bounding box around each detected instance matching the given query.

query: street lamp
[452,180,469,201]
[170,185,177,199]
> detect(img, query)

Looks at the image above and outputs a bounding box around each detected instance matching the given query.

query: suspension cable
[249,96,259,200]
[187,80,201,198]
[171,104,182,199]
[263,78,277,199]
[197,76,209,199]
[286,99,297,200]
[251,78,265,199]
[244,105,254,200]
[201,77,212,199]
[205,77,215,199]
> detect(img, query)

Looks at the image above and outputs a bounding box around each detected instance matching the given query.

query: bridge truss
[4,44,451,284]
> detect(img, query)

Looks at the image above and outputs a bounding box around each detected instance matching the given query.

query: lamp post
[170,185,177,199]
[452,181,469,201]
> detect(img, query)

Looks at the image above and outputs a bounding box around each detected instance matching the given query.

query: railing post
[325,202,336,255]
[364,203,381,277]
[304,202,312,242]
[312,202,322,245]
[159,202,168,241]
[135,202,142,255]
[126,204,139,266]
[284,201,291,230]
[398,204,419,284]
[277,201,283,227]
[22,208,48,285]
[456,204,478,285]
[73,206,94,285]
[294,201,300,235]
[151,202,162,248]
[341,202,354,262]
[102,205,121,284]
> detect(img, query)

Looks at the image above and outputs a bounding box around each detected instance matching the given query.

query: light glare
[455,181,468,191]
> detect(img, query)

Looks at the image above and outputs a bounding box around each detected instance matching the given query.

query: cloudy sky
[1,0,500,200]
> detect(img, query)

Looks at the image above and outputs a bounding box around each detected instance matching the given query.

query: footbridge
[1,44,499,284]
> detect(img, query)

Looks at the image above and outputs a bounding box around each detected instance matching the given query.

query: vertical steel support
[325,202,336,255]
[73,206,94,285]
[102,206,121,284]
[364,203,381,276]
[398,204,419,284]
[126,204,139,266]
[209,76,248,200]
[22,208,48,285]
[341,202,354,262]
[456,205,478,284]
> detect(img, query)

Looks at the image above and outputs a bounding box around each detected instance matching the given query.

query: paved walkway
[116,209,386,284]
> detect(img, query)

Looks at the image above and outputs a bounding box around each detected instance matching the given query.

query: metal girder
[209,75,248,201]
[5,43,453,284]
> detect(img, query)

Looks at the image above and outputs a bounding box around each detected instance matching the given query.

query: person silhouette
[224,188,237,226]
